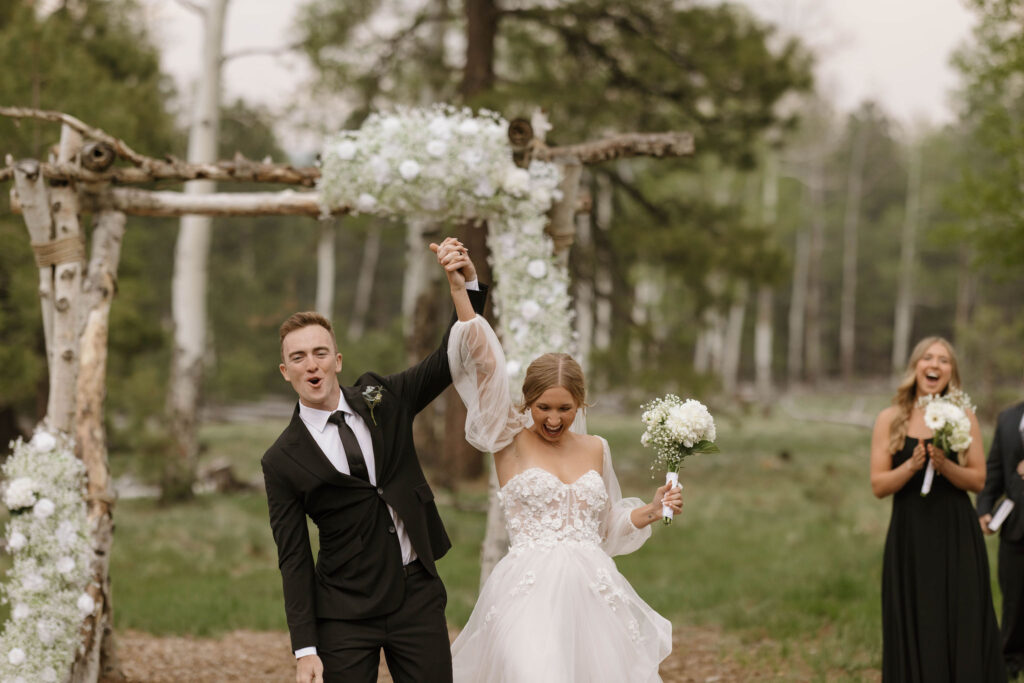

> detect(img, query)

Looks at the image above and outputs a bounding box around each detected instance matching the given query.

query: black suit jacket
[262,287,487,651]
[977,401,1024,543]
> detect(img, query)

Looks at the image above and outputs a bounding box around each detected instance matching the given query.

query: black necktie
[327,411,369,481]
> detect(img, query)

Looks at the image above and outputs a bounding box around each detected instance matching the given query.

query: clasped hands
[905,440,951,476]
[430,236,476,287]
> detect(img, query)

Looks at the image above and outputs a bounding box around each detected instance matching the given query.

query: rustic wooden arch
[0,105,693,682]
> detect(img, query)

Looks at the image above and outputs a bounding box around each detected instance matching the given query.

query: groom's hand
[296,654,324,683]
[431,237,477,285]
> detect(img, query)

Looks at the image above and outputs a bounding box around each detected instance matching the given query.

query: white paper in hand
[989,498,1015,531]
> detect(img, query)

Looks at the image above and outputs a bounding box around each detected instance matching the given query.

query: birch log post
[49,124,86,432]
[11,160,56,368]
[70,210,125,682]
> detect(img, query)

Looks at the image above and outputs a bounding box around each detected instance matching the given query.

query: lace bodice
[448,315,653,557]
[500,468,607,553]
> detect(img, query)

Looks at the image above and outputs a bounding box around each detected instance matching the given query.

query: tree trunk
[787,228,810,386]
[348,223,382,340]
[721,283,748,396]
[892,142,921,372]
[754,285,773,402]
[166,0,228,500]
[460,0,498,98]
[315,218,336,318]
[592,174,614,353]
[402,218,444,470]
[954,247,976,346]
[442,222,490,482]
[804,164,826,385]
[755,154,778,404]
[839,122,867,380]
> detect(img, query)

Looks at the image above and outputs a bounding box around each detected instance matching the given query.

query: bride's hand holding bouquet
[640,394,718,524]
[916,387,974,496]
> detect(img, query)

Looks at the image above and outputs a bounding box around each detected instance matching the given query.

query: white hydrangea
[0,432,93,681]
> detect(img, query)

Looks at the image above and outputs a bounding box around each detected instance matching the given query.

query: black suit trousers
[317,566,452,683]
[999,537,1024,673]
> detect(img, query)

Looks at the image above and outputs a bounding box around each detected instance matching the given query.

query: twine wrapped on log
[31,235,86,268]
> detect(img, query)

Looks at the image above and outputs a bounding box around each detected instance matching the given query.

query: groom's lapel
[343,384,388,481]
[280,407,352,487]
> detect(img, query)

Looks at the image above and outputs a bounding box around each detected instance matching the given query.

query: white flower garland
[318,104,575,390]
[0,431,94,682]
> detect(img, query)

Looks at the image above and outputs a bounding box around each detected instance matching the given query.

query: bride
[433,239,679,682]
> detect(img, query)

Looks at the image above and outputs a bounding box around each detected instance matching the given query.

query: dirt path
[109,625,820,682]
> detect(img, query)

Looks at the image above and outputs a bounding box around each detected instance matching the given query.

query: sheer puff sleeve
[448,315,527,453]
[597,437,652,557]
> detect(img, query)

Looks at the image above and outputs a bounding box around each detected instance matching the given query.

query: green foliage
[949,0,1024,272]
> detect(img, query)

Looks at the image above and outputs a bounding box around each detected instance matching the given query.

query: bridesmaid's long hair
[518,353,588,412]
[888,336,962,454]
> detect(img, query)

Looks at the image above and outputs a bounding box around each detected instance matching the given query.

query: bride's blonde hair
[888,336,962,454]
[517,353,588,412]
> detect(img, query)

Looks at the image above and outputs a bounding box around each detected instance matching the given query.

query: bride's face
[529,386,578,443]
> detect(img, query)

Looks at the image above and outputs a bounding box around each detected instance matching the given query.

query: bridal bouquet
[640,395,718,524]
[917,387,974,496]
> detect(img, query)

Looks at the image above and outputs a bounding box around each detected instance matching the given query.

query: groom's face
[280,324,343,411]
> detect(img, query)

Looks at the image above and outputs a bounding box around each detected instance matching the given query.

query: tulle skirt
[451,541,671,682]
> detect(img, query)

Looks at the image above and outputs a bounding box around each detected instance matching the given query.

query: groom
[262,238,486,683]
[978,368,1024,678]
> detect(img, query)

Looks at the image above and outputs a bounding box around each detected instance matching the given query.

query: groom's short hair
[279,311,337,358]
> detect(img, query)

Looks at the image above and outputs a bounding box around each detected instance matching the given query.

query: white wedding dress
[447,316,672,683]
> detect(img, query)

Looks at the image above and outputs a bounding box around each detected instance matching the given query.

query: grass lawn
[2,389,1006,680]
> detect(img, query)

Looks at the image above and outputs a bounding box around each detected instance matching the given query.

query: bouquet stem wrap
[920,461,935,496]
[663,471,681,524]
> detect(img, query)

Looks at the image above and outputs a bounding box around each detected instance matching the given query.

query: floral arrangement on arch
[318,104,575,390]
[0,431,95,682]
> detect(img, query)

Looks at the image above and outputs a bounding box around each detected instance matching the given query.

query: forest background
[1,0,1024,678]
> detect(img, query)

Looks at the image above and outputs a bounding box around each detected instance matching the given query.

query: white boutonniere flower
[362,386,384,426]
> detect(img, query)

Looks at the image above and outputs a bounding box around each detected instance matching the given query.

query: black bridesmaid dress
[882,436,1006,682]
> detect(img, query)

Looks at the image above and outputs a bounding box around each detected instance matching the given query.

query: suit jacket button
[377,487,384,495]
[388,525,396,534]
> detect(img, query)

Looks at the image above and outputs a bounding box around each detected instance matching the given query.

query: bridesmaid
[869,336,1005,682]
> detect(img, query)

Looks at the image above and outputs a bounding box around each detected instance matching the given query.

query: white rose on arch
[335,140,357,160]
[77,592,96,616]
[426,139,448,157]
[33,497,56,519]
[526,259,547,279]
[7,531,27,551]
[520,300,541,320]
[355,193,379,213]
[399,160,422,181]
[502,167,531,196]
[29,431,57,452]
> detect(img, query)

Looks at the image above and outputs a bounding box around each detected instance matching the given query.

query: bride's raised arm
[433,238,525,454]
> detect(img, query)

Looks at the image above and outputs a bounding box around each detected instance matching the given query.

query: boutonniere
[362,385,383,426]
